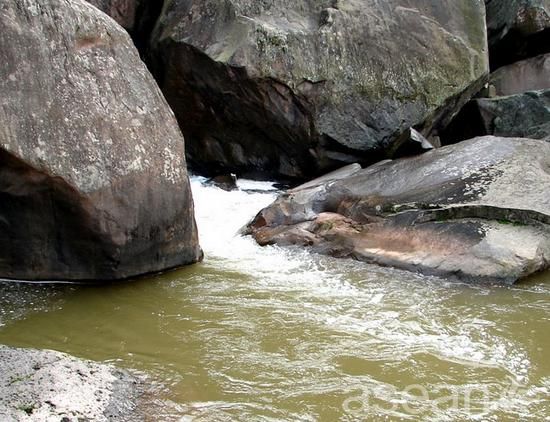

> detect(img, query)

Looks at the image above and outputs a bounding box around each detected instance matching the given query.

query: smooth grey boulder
[246,136,550,283]
[442,90,550,143]
[150,0,488,179]
[491,53,550,95]
[0,0,202,281]
[485,0,550,68]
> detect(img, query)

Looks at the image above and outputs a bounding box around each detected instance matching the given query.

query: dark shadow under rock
[441,90,550,144]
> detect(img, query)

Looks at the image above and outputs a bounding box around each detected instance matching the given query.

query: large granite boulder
[150,0,488,179]
[491,53,550,96]
[0,0,202,281]
[246,136,550,283]
[485,0,550,68]
[442,90,550,143]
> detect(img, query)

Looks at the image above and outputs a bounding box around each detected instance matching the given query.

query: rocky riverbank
[246,136,550,283]
[0,345,144,421]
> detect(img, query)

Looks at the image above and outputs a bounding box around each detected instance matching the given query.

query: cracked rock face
[246,136,550,283]
[0,0,202,281]
[485,0,550,68]
[150,0,488,179]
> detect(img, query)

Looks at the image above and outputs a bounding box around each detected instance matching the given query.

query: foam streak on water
[0,176,548,421]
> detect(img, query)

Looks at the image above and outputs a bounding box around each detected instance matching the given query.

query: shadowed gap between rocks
[131,0,165,65]
[416,74,488,146]
[490,27,550,71]
[87,0,166,67]
[148,40,324,182]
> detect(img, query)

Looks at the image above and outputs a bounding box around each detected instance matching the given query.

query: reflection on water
[0,177,549,420]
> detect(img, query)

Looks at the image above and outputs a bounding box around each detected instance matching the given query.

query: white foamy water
[183,176,550,421]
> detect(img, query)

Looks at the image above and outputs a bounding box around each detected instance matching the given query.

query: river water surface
[0,177,549,421]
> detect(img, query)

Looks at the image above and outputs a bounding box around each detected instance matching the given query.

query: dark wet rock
[485,0,550,69]
[0,345,142,421]
[476,90,550,139]
[442,90,550,143]
[209,174,239,191]
[150,0,488,179]
[246,136,550,283]
[0,0,202,282]
[491,53,550,96]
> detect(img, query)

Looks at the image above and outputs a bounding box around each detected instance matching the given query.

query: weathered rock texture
[491,53,550,95]
[0,0,202,281]
[442,90,550,143]
[150,0,488,179]
[246,137,550,283]
[0,345,141,421]
[485,0,550,69]
[477,90,550,139]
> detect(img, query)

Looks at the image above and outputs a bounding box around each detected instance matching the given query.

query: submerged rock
[150,0,488,179]
[0,0,202,281]
[0,345,141,421]
[246,136,550,283]
[209,174,239,191]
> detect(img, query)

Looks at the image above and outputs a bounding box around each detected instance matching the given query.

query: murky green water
[0,178,549,421]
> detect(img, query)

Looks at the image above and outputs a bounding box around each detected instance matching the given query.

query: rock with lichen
[0,0,202,281]
[149,0,489,179]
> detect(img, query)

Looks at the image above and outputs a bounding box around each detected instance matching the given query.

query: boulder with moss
[150,0,488,179]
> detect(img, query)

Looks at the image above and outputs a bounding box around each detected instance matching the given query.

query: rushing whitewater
[0,177,548,420]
